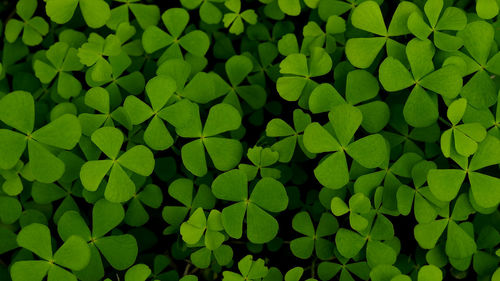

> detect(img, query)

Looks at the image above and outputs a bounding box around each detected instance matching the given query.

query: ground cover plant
[0,0,500,280]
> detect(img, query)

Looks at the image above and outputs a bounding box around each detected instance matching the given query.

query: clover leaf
[290,211,338,259]
[0,91,81,183]
[222,255,268,281]
[142,8,210,63]
[212,169,289,243]
[5,0,49,46]
[177,103,242,176]
[345,0,420,68]
[11,223,91,281]
[79,127,155,203]
[379,38,462,127]
[266,109,315,163]
[276,47,332,106]
[107,0,160,30]
[34,42,84,99]
[407,0,466,51]
[181,0,225,24]
[57,199,138,280]
[223,0,258,35]
[303,104,388,189]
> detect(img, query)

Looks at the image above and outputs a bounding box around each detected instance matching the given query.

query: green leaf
[17,223,52,260]
[278,0,301,16]
[246,203,279,244]
[10,261,50,281]
[335,228,366,258]
[250,177,288,212]
[0,130,27,170]
[469,172,500,208]
[125,264,151,281]
[446,221,476,259]
[0,91,34,134]
[447,98,467,125]
[403,86,438,128]
[314,151,349,189]
[54,235,91,271]
[91,127,123,159]
[181,139,207,177]
[105,164,136,203]
[204,137,243,172]
[418,265,442,281]
[458,21,493,66]
[351,1,386,36]
[414,219,447,249]
[95,234,138,270]
[303,122,340,153]
[203,104,241,137]
[32,114,81,150]
[28,140,65,183]
[180,208,206,244]
[93,199,125,238]
[427,169,465,202]
[212,169,248,201]
[379,57,414,91]
[346,37,386,69]
[118,145,155,176]
[226,55,253,86]
[346,134,387,168]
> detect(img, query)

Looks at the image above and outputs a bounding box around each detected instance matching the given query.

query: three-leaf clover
[276,47,332,107]
[427,134,500,208]
[441,98,487,158]
[57,199,138,280]
[162,178,216,234]
[211,169,289,243]
[107,0,161,30]
[303,104,388,189]
[78,33,122,83]
[5,0,49,46]
[10,223,91,281]
[124,75,195,150]
[265,109,315,163]
[239,146,281,181]
[345,0,420,68]
[223,0,258,35]
[331,193,372,232]
[79,127,155,203]
[290,211,339,259]
[142,8,210,63]
[379,38,462,127]
[407,0,466,51]
[125,183,163,227]
[34,42,84,99]
[0,91,81,183]
[177,103,243,177]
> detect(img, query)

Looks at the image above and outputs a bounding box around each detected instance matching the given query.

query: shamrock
[245,42,280,86]
[331,193,372,232]
[124,183,163,227]
[77,33,122,83]
[32,181,83,223]
[276,47,332,107]
[5,0,49,46]
[162,178,216,235]
[79,87,132,136]
[34,42,84,99]
[176,103,242,177]
[211,169,289,243]
[309,69,390,133]
[301,16,346,55]
[85,33,146,99]
[57,199,139,281]
[45,0,111,29]
[0,91,81,183]
[10,223,91,281]
[396,157,448,223]
[107,0,161,30]
[79,127,155,203]
[221,55,267,111]
[318,258,370,281]
[303,104,388,189]
[407,0,466,51]
[222,255,269,281]
[223,0,258,35]
[441,98,487,158]
[379,38,462,128]
[454,21,500,109]
[142,8,210,63]
[180,208,233,268]
[427,134,500,208]
[413,193,477,266]
[345,0,420,68]
[239,146,281,181]
[180,0,225,24]
[124,75,195,150]
[290,211,338,259]
[266,109,315,163]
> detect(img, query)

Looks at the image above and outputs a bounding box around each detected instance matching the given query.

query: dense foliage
[0,0,500,280]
